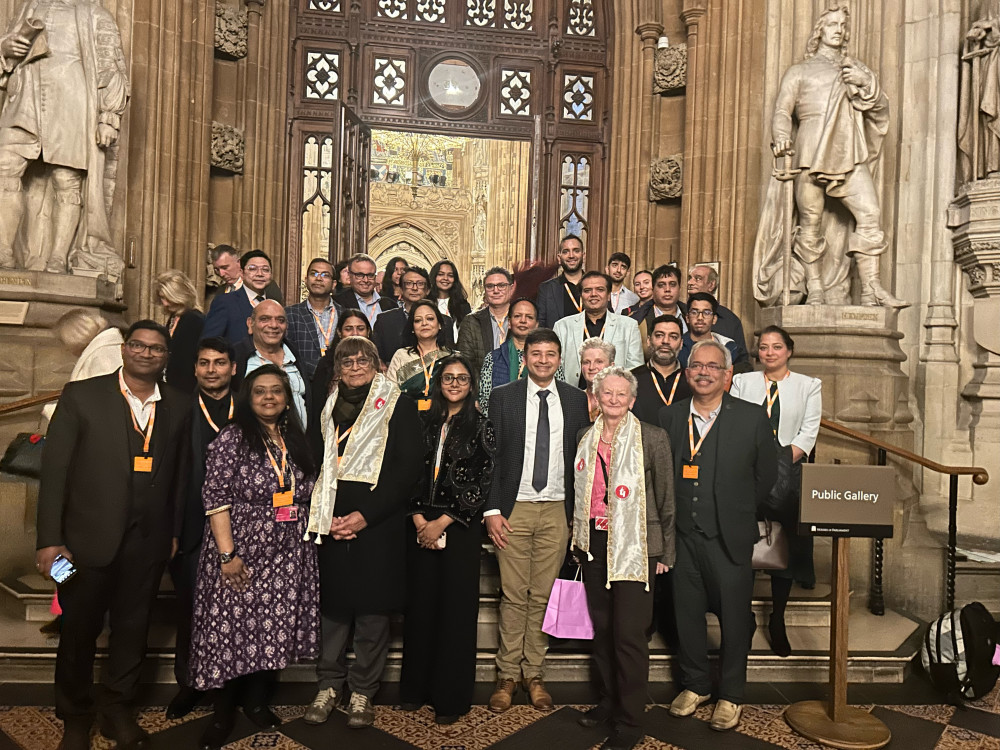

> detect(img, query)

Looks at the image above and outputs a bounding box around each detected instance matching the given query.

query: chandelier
[372,130,466,197]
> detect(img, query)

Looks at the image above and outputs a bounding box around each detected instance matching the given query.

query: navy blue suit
[202,288,256,345]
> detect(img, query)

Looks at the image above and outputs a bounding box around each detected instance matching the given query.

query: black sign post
[784,465,894,750]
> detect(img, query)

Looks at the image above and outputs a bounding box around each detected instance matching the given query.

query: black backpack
[920,601,1000,703]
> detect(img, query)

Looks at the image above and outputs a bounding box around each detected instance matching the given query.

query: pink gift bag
[541,567,594,640]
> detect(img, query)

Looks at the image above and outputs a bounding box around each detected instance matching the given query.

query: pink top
[589,440,611,519]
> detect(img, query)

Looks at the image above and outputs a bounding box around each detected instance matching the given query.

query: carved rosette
[649,155,683,202]
[948,178,1000,298]
[215,5,249,59]
[211,122,246,174]
[653,44,687,94]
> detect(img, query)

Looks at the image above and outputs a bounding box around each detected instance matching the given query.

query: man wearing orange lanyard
[285,258,343,380]
[658,340,776,732]
[536,233,586,328]
[166,337,237,722]
[36,321,191,750]
[629,314,690,425]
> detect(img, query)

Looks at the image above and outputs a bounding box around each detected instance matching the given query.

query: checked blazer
[284,298,344,380]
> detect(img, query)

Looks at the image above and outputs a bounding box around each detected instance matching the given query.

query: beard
[650,346,678,367]
[560,259,582,274]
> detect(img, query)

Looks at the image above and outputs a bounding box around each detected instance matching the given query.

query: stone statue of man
[753,5,908,309]
[0,0,129,275]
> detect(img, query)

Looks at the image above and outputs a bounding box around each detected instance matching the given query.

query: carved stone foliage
[653,44,687,94]
[211,122,246,174]
[215,5,248,59]
[948,179,1000,298]
[649,155,682,201]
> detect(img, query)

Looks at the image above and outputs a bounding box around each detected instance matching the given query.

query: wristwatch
[219,549,238,564]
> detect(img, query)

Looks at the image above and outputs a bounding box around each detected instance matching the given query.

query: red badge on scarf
[615,485,630,499]
[374,398,386,410]
[576,458,585,472]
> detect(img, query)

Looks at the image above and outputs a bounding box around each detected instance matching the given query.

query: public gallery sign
[798,465,895,538]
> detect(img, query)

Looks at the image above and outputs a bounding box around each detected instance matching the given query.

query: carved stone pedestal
[0,270,125,578]
[759,306,944,618]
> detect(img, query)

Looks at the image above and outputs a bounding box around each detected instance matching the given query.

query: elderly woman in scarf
[572,365,675,750]
[303,336,423,730]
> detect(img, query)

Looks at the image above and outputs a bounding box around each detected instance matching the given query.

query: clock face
[427,59,482,113]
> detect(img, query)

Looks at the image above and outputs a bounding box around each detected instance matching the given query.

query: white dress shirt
[118,368,161,430]
[516,378,565,503]
[610,286,640,313]
[244,284,265,307]
[688,397,722,449]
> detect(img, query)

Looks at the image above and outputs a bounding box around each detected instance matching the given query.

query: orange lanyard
[419,352,438,396]
[433,423,449,481]
[565,283,582,313]
[492,313,509,343]
[688,412,717,459]
[334,424,353,465]
[764,371,789,418]
[263,435,288,489]
[651,366,680,406]
[585,318,607,340]
[310,305,337,355]
[199,394,233,433]
[168,316,180,337]
[121,390,155,454]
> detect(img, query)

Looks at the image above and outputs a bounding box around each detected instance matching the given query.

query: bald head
[247,300,287,349]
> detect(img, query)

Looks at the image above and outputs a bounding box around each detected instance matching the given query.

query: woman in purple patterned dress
[190,364,319,750]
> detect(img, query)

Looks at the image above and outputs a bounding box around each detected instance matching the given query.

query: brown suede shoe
[488,678,517,713]
[523,677,554,711]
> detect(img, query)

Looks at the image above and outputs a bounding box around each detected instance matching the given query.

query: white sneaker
[303,687,340,725]
[347,692,375,729]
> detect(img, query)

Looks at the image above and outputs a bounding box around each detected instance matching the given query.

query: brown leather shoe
[488,678,516,713]
[523,677,554,711]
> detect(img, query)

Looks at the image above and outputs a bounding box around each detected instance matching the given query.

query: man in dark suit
[658,340,776,732]
[372,266,454,365]
[629,264,688,345]
[165,337,237,721]
[203,249,275,345]
[484,329,590,714]
[536,233,585,328]
[285,257,344,379]
[456,266,512,382]
[686,263,746,349]
[209,244,284,305]
[333,253,397,324]
[36,321,191,750]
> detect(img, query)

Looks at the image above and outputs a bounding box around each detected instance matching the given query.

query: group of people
[35,235,822,750]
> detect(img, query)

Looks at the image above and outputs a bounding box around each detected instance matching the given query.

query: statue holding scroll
[0,0,128,277]
[752,5,908,309]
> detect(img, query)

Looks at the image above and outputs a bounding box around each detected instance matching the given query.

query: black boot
[166,686,204,720]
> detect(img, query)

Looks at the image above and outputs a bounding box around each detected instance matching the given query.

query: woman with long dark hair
[385,299,454,406]
[399,353,495,723]
[189,365,319,749]
[429,259,472,335]
[380,256,408,305]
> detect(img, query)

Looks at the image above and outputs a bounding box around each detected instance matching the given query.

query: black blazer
[486,378,591,523]
[165,309,205,394]
[37,373,191,567]
[658,393,778,563]
[372,306,455,365]
[536,275,565,329]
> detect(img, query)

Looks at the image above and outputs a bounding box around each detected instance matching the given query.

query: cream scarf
[305,373,400,543]
[572,412,649,589]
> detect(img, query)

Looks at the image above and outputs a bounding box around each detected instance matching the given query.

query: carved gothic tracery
[653,44,687,94]
[212,122,246,174]
[649,155,682,201]
[214,5,248,59]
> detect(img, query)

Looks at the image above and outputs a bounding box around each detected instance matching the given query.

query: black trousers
[399,515,482,716]
[55,523,166,719]
[581,529,655,735]
[167,546,200,688]
[672,530,754,704]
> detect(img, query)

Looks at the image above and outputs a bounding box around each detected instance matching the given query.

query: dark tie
[532,390,550,492]
[767,380,780,436]
[254,294,264,306]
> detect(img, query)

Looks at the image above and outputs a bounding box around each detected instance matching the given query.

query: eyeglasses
[686,362,725,372]
[308,271,332,279]
[402,280,426,289]
[688,309,716,318]
[441,373,471,385]
[340,356,373,370]
[244,265,270,274]
[125,340,168,356]
[485,282,511,292]
[350,271,377,280]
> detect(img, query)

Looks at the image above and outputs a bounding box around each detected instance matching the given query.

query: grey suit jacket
[486,378,591,523]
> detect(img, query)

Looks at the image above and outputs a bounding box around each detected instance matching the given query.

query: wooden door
[332,104,371,262]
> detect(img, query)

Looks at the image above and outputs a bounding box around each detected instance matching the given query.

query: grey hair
[579,336,616,365]
[591,365,639,400]
[689,339,732,370]
[688,263,719,290]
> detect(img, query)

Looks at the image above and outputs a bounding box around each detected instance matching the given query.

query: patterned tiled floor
[1,685,999,750]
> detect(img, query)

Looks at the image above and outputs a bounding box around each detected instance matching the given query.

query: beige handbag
[752,519,789,570]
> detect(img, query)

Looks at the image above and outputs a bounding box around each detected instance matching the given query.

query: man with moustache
[285,258,344,379]
[629,265,688,345]
[37,322,191,750]
[686,264,745,349]
[166,337,237,721]
[605,252,640,313]
[373,266,455,365]
[553,271,643,388]
[484,329,590,713]
[537,234,586,328]
[630,315,690,425]
[658,341,776,731]
[457,266,514,382]
[235,300,309,427]
[334,253,397,325]
[204,250,276,345]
